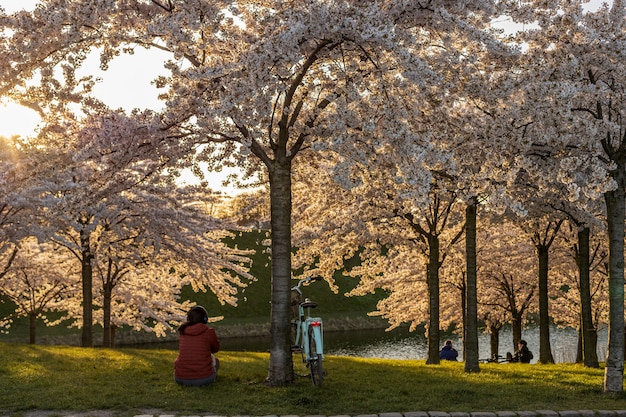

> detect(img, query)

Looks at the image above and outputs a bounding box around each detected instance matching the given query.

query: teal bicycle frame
[291,277,324,386]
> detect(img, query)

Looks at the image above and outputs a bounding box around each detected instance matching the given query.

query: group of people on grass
[439,339,534,363]
[173,304,534,388]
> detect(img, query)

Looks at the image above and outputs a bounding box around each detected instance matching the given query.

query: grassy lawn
[0,343,624,416]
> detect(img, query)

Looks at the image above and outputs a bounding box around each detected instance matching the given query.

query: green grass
[0,343,624,416]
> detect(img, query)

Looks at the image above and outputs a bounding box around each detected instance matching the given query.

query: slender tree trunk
[464,200,479,372]
[460,278,466,360]
[577,227,599,367]
[111,324,117,347]
[511,314,523,351]
[266,161,295,385]
[488,324,501,358]
[80,230,93,348]
[103,282,113,348]
[537,245,554,363]
[576,326,583,363]
[603,179,625,393]
[29,312,36,344]
[426,235,440,364]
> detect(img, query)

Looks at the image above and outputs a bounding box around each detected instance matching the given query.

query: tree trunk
[577,226,599,367]
[29,312,36,344]
[537,245,554,363]
[80,230,94,348]
[111,324,117,348]
[488,324,501,358]
[266,161,295,386]
[103,282,113,348]
[603,179,625,393]
[464,200,479,372]
[576,326,583,363]
[511,314,523,351]
[426,235,440,364]
[460,278,466,361]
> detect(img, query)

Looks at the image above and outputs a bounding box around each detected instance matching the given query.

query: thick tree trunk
[537,245,554,363]
[80,230,93,348]
[603,182,625,393]
[426,235,440,364]
[266,161,295,386]
[577,227,599,367]
[464,200,479,372]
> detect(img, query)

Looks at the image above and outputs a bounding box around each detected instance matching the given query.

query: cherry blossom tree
[550,222,607,366]
[477,219,538,352]
[529,215,565,363]
[508,0,626,391]
[0,237,79,343]
[11,108,254,347]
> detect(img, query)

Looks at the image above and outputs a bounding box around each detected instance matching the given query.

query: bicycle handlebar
[291,277,321,293]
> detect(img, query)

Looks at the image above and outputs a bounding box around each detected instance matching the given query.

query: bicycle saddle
[301,299,318,308]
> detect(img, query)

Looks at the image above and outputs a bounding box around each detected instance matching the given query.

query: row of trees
[1,0,625,391]
[0,118,255,347]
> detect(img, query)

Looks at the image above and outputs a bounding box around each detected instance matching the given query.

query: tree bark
[577,226,599,367]
[460,278,466,360]
[266,161,295,385]
[426,235,440,364]
[464,200,480,372]
[511,313,523,352]
[80,230,94,348]
[603,179,625,393]
[103,281,113,348]
[537,244,554,363]
[29,312,36,344]
[488,323,502,359]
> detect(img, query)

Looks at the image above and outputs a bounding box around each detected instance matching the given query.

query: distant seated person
[439,339,459,361]
[174,305,220,386]
[506,339,533,363]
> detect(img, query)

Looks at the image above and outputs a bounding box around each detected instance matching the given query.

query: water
[156,325,608,364]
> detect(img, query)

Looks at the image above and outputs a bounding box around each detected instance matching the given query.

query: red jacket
[174,323,220,380]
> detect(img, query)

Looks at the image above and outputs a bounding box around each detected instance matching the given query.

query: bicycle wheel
[308,327,323,387]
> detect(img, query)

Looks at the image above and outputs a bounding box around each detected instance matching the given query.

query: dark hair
[178,306,209,334]
[445,340,453,346]
[519,339,527,346]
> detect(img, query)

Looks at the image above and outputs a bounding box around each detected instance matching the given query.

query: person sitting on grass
[174,305,220,387]
[506,339,533,363]
[439,339,459,361]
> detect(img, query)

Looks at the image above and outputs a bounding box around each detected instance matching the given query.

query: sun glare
[0,102,40,138]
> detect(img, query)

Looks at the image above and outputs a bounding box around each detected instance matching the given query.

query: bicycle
[290,277,325,386]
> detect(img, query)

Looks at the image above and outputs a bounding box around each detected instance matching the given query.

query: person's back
[439,340,458,361]
[174,306,220,386]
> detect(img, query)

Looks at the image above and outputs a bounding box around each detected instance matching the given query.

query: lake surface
[187,325,609,364]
